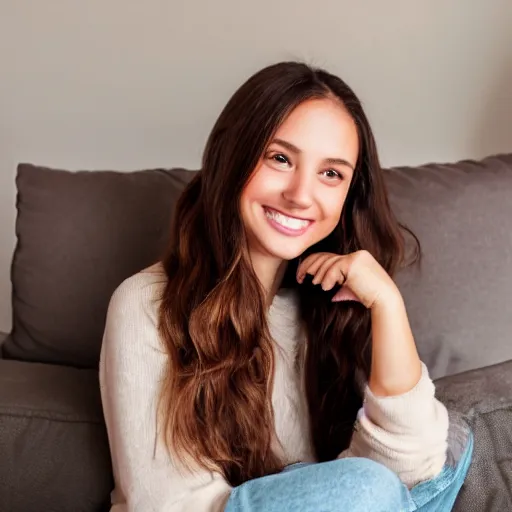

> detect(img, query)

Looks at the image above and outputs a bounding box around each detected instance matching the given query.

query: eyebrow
[272,138,355,171]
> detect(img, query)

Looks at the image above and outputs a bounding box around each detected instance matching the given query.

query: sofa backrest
[2,155,512,378]
[2,164,196,368]
[387,153,512,378]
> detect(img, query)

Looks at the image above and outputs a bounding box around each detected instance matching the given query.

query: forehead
[272,98,359,165]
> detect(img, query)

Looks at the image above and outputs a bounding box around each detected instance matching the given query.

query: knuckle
[355,249,371,264]
[326,266,338,279]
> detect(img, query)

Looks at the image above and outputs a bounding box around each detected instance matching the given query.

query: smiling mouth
[263,207,313,233]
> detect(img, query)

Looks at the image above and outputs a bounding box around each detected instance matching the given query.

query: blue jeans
[225,429,473,512]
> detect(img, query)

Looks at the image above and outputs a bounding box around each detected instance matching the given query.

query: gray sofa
[1,155,512,511]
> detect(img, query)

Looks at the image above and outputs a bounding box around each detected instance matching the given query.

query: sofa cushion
[386,153,512,379]
[0,358,113,512]
[3,164,196,368]
[434,360,512,511]
[4,155,512,377]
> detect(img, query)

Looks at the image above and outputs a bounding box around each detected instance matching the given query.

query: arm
[99,269,232,511]
[297,251,449,488]
[339,297,449,488]
[368,294,421,397]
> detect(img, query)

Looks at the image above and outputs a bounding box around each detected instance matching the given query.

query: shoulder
[100,264,169,422]
[103,262,168,354]
[108,262,167,323]
[112,261,167,300]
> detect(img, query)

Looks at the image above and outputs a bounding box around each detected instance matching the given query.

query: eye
[322,169,343,180]
[271,153,290,165]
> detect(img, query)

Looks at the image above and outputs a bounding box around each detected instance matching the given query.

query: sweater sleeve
[338,362,449,488]
[99,268,232,512]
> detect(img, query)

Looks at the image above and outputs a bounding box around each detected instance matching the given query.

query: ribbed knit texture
[99,263,449,511]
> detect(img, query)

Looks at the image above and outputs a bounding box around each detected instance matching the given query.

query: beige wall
[1,0,511,333]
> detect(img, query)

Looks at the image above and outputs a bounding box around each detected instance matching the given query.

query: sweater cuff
[362,362,442,433]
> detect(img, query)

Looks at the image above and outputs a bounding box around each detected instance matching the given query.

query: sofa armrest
[434,360,512,511]
[0,359,113,511]
[434,359,512,415]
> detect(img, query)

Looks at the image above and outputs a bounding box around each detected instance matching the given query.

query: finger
[301,253,335,283]
[297,253,328,282]
[319,259,350,291]
[297,252,324,276]
[311,254,343,287]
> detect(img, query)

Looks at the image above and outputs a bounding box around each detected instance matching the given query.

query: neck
[249,252,288,307]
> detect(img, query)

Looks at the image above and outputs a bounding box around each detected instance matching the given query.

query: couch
[1,155,511,511]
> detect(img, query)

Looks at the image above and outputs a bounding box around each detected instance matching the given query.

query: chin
[270,248,304,262]
[260,237,311,262]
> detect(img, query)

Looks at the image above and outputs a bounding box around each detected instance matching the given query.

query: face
[240,98,359,264]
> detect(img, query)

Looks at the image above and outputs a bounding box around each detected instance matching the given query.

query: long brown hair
[158,61,420,486]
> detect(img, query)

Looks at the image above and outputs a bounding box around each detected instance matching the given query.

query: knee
[330,457,408,510]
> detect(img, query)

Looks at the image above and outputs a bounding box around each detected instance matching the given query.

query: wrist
[371,286,404,312]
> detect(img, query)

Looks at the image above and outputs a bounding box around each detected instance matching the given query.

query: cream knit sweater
[99,263,449,512]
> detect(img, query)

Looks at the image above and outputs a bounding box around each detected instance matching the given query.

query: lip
[263,206,314,237]
[264,206,313,222]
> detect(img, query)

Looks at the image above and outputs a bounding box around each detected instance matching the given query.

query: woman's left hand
[298,250,422,397]
[296,250,402,310]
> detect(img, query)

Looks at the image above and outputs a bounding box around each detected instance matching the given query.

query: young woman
[99,61,473,511]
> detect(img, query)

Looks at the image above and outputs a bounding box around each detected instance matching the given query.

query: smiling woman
[99,61,473,512]
[240,98,358,289]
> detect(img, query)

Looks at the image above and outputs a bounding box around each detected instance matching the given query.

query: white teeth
[265,208,309,230]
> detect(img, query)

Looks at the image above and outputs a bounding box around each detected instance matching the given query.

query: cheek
[240,170,270,223]
[240,173,260,210]
[242,167,280,205]
[320,190,347,225]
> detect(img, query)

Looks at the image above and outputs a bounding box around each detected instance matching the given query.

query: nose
[281,169,313,209]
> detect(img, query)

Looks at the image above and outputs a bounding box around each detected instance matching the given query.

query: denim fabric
[225,430,474,512]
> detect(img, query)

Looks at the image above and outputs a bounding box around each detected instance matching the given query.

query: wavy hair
[158,61,420,486]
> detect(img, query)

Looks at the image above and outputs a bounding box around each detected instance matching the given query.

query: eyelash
[269,153,343,180]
